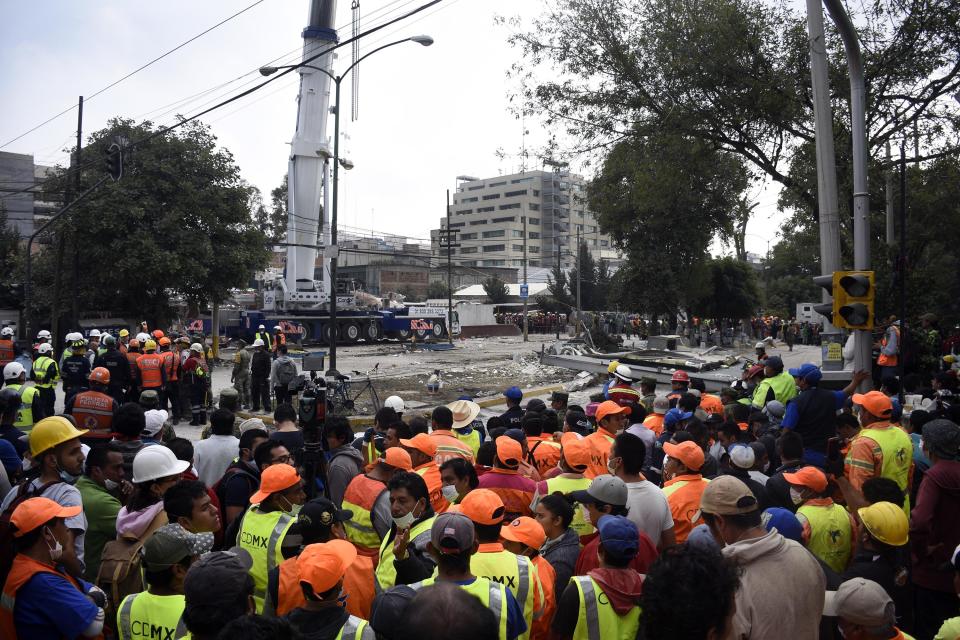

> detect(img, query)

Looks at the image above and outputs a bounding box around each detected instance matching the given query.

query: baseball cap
[504,386,523,401]
[495,436,523,468]
[783,466,828,493]
[597,515,639,560]
[500,516,546,550]
[857,501,908,546]
[431,512,475,555]
[250,464,301,504]
[765,356,783,371]
[380,447,413,471]
[663,440,705,471]
[570,475,628,507]
[504,428,527,445]
[370,585,418,633]
[700,475,758,516]
[565,411,591,433]
[728,444,756,470]
[663,408,693,430]
[239,417,267,434]
[458,489,506,525]
[296,497,353,540]
[560,434,591,471]
[823,578,895,626]
[922,419,960,460]
[10,497,82,537]
[762,508,803,543]
[652,396,669,415]
[788,363,822,384]
[764,400,786,418]
[852,391,893,419]
[298,540,357,595]
[143,523,205,569]
[595,400,631,423]
[184,548,254,608]
[400,433,438,458]
[584,402,599,418]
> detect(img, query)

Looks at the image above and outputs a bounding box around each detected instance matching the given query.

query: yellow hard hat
[144,339,157,351]
[607,360,621,374]
[119,329,130,338]
[858,501,908,546]
[29,416,88,458]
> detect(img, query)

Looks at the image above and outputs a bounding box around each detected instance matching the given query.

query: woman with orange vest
[64,367,119,440]
[0,497,106,639]
[876,318,900,379]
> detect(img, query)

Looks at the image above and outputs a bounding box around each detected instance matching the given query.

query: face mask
[606,458,619,475]
[441,484,459,503]
[789,487,805,506]
[581,505,592,526]
[45,526,63,561]
[393,510,416,529]
[278,494,295,514]
[104,478,119,491]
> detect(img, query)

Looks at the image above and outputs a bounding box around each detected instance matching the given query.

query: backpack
[212,464,259,542]
[275,359,297,387]
[0,479,63,584]
[95,508,167,616]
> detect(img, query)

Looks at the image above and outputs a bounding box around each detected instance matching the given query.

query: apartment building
[431,169,621,279]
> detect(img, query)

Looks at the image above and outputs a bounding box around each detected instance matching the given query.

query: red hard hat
[671,370,690,382]
[152,329,164,339]
[89,367,111,385]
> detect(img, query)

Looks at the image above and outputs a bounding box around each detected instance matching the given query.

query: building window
[462,197,478,203]
[529,260,539,267]
[493,216,516,223]
[460,232,477,240]
[488,181,507,187]
[469,219,488,226]
[482,230,505,238]
[511,177,534,184]
[511,230,524,238]
[482,193,501,200]
[513,244,524,252]
[460,246,478,254]
[529,232,540,239]
[601,240,609,247]
[529,218,540,225]
[483,244,505,253]
[449,222,465,228]
[505,189,527,197]
[477,206,495,213]
[498,203,521,211]
[530,246,540,253]
[533,189,540,196]
[467,185,484,191]
[485,259,506,266]
[457,209,473,215]
[529,203,540,211]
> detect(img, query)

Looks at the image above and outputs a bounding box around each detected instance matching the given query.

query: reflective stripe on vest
[337,615,371,640]
[342,475,386,551]
[858,426,913,513]
[117,592,187,640]
[236,507,295,611]
[472,548,536,639]
[8,384,35,429]
[138,353,164,388]
[410,577,508,640]
[576,577,602,640]
[797,502,853,573]
[0,555,85,640]
[0,340,14,364]
[375,516,435,591]
[545,476,595,537]
[455,428,482,458]
[572,576,641,640]
[32,356,58,388]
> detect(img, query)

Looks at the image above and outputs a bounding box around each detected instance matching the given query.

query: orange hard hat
[152,329,164,339]
[159,337,171,347]
[129,338,140,348]
[89,367,111,385]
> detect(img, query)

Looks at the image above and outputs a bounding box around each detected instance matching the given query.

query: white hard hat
[1,327,13,337]
[273,325,282,331]
[613,364,634,382]
[136,332,150,343]
[100,332,111,342]
[384,395,404,412]
[66,332,82,342]
[38,343,53,355]
[88,329,101,338]
[258,324,265,330]
[755,342,766,349]
[37,330,51,339]
[190,343,203,353]
[252,338,265,348]
[3,362,25,381]
[131,445,190,483]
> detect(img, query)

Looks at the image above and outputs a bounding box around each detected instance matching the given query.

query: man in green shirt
[75,442,128,581]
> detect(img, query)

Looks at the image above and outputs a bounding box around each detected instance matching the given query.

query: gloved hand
[86,584,107,608]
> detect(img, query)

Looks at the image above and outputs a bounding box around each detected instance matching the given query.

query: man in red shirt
[570,475,658,575]
[477,436,538,520]
[584,401,630,478]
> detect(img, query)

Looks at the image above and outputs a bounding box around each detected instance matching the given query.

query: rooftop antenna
[351,0,360,121]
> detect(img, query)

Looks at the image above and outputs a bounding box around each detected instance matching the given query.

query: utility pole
[522,212,528,341]
[806,0,841,335]
[446,189,454,344]
[575,226,581,337]
[72,96,83,330]
[885,142,895,246]
[555,236,561,340]
[897,134,907,391]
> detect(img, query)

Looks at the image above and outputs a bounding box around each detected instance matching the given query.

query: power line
[0,0,269,150]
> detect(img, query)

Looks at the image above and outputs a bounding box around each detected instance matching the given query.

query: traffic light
[811,271,875,329]
[105,142,123,181]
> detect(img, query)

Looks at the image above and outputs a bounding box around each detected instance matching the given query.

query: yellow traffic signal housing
[832,270,874,330]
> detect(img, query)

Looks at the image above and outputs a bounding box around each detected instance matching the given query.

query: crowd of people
[1,319,960,640]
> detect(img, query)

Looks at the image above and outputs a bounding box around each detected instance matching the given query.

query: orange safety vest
[275,553,376,620]
[342,474,388,553]
[0,339,15,367]
[0,554,102,640]
[161,350,178,382]
[136,352,164,388]
[878,325,900,367]
[414,462,449,513]
[70,390,115,437]
[126,351,140,379]
[273,333,286,352]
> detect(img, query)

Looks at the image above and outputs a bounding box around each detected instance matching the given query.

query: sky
[0,0,787,256]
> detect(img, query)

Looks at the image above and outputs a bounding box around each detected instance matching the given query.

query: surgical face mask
[277,494,296,514]
[441,484,459,503]
[581,505,592,526]
[607,458,618,475]
[393,501,422,529]
[789,487,805,506]
[45,526,63,561]
[104,478,119,491]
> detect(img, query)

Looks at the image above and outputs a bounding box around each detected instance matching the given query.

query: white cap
[613,364,634,382]
[3,362,25,381]
[252,338,265,348]
[653,396,670,415]
[37,330,51,339]
[131,445,190,483]
[0,327,13,337]
[88,329,101,338]
[190,343,203,353]
[384,395,404,412]
[729,444,756,470]
[239,417,267,434]
[38,343,53,354]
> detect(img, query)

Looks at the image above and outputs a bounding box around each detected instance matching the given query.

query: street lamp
[261,34,433,375]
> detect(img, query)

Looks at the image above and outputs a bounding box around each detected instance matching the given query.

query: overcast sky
[1,0,787,255]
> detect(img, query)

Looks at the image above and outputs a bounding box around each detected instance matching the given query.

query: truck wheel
[321,324,339,343]
[363,321,382,342]
[415,329,429,340]
[396,328,412,342]
[342,321,361,344]
[432,322,445,338]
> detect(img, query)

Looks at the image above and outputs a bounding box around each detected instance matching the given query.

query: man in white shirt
[609,431,675,550]
[192,409,239,487]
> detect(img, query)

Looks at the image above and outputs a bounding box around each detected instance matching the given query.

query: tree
[545,263,575,311]
[426,281,450,299]
[0,203,23,309]
[567,242,602,310]
[483,276,510,304]
[690,257,762,323]
[267,174,290,245]
[35,117,270,325]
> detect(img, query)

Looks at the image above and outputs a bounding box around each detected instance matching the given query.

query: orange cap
[783,466,828,493]
[250,464,301,504]
[560,436,591,471]
[11,497,82,537]
[663,440,705,471]
[380,447,413,471]
[297,540,357,595]
[459,488,506,525]
[500,516,546,549]
[495,436,523,468]
[852,391,893,419]
[400,433,438,458]
[595,400,631,423]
